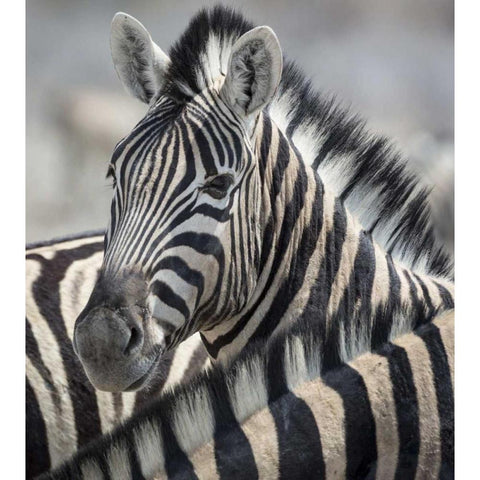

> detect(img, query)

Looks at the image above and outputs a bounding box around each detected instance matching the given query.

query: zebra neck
[201,118,454,364]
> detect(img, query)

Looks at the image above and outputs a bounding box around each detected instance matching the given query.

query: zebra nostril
[124,326,143,356]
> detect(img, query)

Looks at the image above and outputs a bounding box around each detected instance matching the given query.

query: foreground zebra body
[73,6,454,393]
[26,232,208,479]
[42,308,454,480]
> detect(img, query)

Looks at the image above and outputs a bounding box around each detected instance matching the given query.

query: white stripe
[27,235,103,256]
[371,243,390,308]
[60,251,103,341]
[121,392,137,420]
[107,441,131,479]
[294,378,346,480]
[96,390,117,434]
[327,204,361,321]
[134,420,165,478]
[188,441,219,480]
[351,352,399,480]
[241,407,280,480]
[173,386,214,459]
[394,331,441,480]
[26,357,77,467]
[435,310,454,386]
[26,259,78,465]
[228,358,268,421]
[81,459,104,480]
[163,333,203,390]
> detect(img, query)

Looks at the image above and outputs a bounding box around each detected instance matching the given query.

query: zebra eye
[202,174,234,199]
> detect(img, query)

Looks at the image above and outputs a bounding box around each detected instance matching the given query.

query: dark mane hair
[159,5,452,279]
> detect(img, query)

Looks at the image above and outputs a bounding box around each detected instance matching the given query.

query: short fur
[26,232,208,479]
[159,5,451,278]
[73,5,454,391]
[41,308,454,479]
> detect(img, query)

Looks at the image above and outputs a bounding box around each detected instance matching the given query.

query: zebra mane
[45,303,451,479]
[161,5,452,279]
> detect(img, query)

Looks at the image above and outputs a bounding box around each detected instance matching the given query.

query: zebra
[26,231,208,479]
[72,6,454,393]
[40,307,454,479]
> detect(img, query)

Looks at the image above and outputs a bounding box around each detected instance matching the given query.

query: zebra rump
[26,232,208,479]
[40,307,454,480]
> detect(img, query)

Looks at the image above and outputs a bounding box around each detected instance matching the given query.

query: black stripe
[267,338,325,479]
[26,318,63,414]
[161,413,198,479]
[112,132,166,262]
[151,280,191,320]
[26,377,50,479]
[370,254,401,347]
[249,167,324,345]
[127,435,147,480]
[323,364,377,479]
[155,256,205,309]
[311,196,349,372]
[339,230,376,356]
[433,281,454,309]
[414,274,434,314]
[28,243,104,448]
[403,269,421,312]
[206,159,325,358]
[269,392,326,480]
[133,349,175,412]
[379,343,420,479]
[116,121,173,258]
[416,323,454,478]
[211,376,258,479]
[96,454,113,480]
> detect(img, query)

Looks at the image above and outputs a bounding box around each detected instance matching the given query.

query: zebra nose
[75,307,144,361]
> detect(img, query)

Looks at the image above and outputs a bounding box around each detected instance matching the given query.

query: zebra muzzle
[73,305,161,392]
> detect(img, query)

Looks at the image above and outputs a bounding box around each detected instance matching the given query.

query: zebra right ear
[110,12,170,104]
[220,26,283,118]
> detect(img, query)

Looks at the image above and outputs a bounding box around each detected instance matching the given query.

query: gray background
[26,0,453,252]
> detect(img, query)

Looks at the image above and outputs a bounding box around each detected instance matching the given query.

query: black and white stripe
[26,232,208,479]
[41,307,454,480]
[73,7,454,390]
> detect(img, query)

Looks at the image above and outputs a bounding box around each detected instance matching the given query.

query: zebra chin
[74,305,166,392]
[83,348,164,392]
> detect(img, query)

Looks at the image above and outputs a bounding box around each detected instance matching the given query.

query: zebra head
[74,12,283,391]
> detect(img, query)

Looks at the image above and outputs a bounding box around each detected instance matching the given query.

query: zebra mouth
[124,350,163,391]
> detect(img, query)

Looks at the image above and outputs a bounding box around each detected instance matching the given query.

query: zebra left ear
[110,12,170,104]
[221,26,283,118]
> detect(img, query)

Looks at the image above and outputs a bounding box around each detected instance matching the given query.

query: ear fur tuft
[221,26,283,117]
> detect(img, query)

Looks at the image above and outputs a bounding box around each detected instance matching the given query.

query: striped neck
[201,114,454,363]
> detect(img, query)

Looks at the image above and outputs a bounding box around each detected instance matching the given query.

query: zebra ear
[110,12,170,104]
[221,26,283,117]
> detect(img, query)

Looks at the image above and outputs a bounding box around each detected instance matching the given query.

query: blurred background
[26,0,454,254]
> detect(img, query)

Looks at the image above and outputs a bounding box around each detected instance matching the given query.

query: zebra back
[26,232,208,479]
[40,308,454,480]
